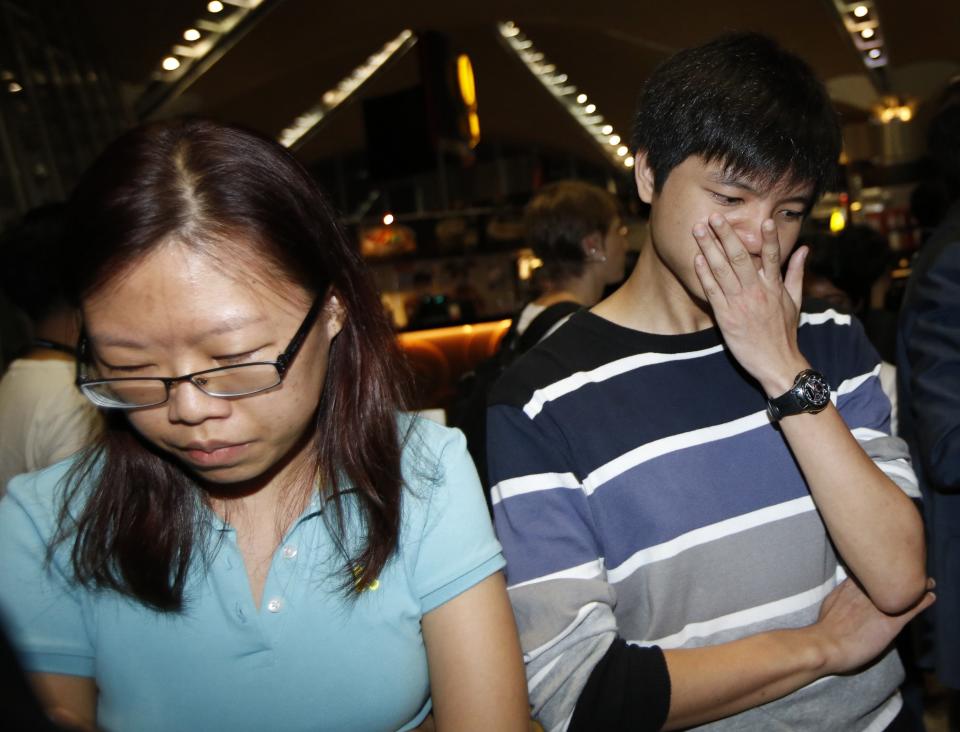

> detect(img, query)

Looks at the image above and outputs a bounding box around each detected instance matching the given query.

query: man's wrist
[758,356,812,398]
[787,625,832,677]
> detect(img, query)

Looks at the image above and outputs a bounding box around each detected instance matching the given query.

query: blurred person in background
[802,229,899,433]
[449,180,628,494]
[515,179,629,338]
[0,204,102,492]
[898,77,960,732]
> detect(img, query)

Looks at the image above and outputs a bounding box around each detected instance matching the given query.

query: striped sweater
[488,306,920,732]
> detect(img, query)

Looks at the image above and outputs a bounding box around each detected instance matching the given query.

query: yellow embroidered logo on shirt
[351,565,380,592]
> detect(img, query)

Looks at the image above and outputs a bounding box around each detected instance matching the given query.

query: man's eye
[710,192,742,205]
[780,209,805,221]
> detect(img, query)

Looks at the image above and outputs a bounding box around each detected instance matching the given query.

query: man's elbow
[871,564,928,615]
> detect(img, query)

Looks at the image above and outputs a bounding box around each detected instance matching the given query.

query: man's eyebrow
[707,171,759,193]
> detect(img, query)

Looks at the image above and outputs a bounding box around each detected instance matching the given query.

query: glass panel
[84,379,167,407]
[195,364,280,396]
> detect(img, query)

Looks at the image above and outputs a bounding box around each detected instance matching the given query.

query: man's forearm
[779,403,926,612]
[662,624,826,730]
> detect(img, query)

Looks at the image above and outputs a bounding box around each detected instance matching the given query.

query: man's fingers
[760,219,781,282]
[783,246,807,309]
[693,222,740,294]
[694,253,727,307]
[901,591,936,624]
[709,213,758,285]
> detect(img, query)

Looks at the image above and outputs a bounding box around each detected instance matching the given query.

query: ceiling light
[183,28,201,42]
[868,48,881,59]
[617,145,629,157]
[609,134,621,145]
[601,124,613,135]
[383,213,395,225]
[207,1,224,12]
[576,93,587,104]
[584,103,596,113]
[853,5,868,17]
[860,28,875,39]
[624,156,634,168]
[8,81,22,93]
[162,56,181,71]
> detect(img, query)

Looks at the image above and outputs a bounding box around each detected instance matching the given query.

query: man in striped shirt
[488,33,932,732]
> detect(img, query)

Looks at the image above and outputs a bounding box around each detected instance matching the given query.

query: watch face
[801,373,831,407]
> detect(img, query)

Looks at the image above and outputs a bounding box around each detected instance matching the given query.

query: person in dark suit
[897,77,960,731]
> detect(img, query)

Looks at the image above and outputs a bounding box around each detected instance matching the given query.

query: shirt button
[267,597,283,613]
[282,546,298,559]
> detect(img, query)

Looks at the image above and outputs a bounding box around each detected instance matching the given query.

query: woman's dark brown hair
[56,118,411,611]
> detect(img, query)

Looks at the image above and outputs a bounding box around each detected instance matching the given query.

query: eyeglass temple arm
[274,296,325,374]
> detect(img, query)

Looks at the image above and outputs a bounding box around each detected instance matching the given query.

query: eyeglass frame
[76,295,325,410]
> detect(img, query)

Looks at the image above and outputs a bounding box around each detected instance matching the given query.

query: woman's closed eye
[213,347,267,365]
[94,355,155,374]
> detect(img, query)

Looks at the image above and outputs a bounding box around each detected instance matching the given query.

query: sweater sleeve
[488,403,670,731]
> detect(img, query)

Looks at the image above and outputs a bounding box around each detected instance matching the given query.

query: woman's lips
[180,441,250,467]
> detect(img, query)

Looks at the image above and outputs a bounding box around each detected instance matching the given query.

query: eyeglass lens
[83,363,282,407]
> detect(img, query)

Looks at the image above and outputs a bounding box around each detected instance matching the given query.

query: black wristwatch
[766,369,831,421]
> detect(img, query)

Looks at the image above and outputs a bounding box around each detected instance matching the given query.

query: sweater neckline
[573,309,724,354]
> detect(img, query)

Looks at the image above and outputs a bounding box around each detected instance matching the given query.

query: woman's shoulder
[395,414,503,609]
[397,413,488,532]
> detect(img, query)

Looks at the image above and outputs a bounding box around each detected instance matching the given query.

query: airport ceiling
[81,0,960,168]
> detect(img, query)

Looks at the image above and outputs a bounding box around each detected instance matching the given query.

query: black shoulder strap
[517,301,582,353]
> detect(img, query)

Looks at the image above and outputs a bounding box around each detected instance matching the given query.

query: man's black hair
[631,32,842,202]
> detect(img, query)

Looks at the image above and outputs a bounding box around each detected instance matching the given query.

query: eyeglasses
[76,296,324,410]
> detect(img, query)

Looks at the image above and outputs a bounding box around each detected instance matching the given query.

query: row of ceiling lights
[840,1,888,69]
[497,21,633,170]
[277,30,418,149]
[156,0,263,79]
[834,1,914,124]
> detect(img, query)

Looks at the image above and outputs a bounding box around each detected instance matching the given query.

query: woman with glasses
[0,118,528,731]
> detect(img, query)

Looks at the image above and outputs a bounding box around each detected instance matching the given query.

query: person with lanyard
[0,118,528,731]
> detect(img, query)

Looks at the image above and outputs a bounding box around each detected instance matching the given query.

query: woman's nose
[166,381,231,424]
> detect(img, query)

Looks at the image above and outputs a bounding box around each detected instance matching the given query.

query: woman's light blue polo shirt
[0,418,505,731]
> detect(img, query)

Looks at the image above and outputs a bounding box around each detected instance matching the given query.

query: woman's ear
[581,231,606,263]
[324,293,346,339]
[634,150,656,204]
